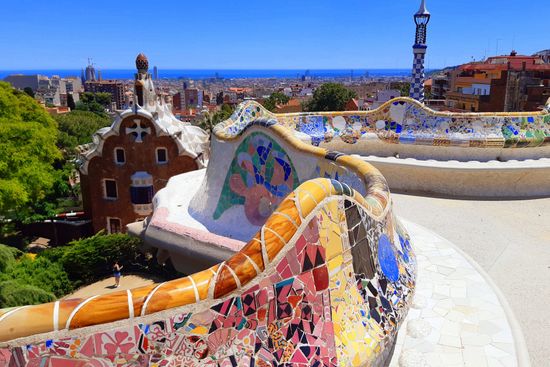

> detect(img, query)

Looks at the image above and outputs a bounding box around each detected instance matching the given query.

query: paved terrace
[392,193,550,367]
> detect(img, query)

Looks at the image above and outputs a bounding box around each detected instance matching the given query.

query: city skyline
[1,0,547,70]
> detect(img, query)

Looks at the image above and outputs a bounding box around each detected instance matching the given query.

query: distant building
[275,98,303,113]
[446,51,550,112]
[44,106,71,115]
[5,74,83,107]
[3,74,41,91]
[430,72,451,99]
[153,66,158,80]
[64,77,83,94]
[172,92,183,110]
[184,88,203,109]
[371,89,401,109]
[215,91,224,105]
[534,50,550,64]
[84,80,125,110]
[173,108,199,123]
[78,54,209,234]
[345,98,359,111]
[85,59,96,81]
[43,90,61,106]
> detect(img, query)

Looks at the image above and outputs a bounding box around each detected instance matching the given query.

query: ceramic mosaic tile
[1,100,418,366]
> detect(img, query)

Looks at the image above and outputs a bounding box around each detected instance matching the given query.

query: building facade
[78,54,209,233]
[446,52,550,112]
[84,80,125,110]
[3,74,41,90]
[184,88,203,109]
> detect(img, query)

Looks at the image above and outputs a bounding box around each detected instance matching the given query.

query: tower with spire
[409,0,430,102]
[85,58,96,82]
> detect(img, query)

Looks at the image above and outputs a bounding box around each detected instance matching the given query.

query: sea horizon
[0,68,419,80]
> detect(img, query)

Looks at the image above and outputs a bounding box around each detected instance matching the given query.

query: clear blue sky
[0,0,547,70]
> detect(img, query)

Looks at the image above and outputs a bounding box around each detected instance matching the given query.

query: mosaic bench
[0,104,417,366]
[221,97,549,197]
[268,97,550,162]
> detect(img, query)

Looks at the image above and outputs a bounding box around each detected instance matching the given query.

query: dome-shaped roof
[136,53,149,73]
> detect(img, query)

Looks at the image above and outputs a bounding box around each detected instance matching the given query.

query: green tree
[0,256,72,297]
[0,243,72,307]
[390,82,412,97]
[55,233,145,286]
[23,87,34,98]
[198,104,234,132]
[0,243,21,272]
[303,83,357,112]
[0,280,55,308]
[0,82,62,223]
[39,232,180,288]
[54,110,111,154]
[262,92,290,112]
[75,92,111,116]
[93,92,112,107]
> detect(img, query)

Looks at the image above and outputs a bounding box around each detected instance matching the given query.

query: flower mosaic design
[214,132,299,225]
[102,331,134,355]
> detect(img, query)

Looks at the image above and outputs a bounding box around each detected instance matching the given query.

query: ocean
[0,69,416,80]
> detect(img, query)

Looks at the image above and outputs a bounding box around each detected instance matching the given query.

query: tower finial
[136,53,149,73]
[416,0,430,16]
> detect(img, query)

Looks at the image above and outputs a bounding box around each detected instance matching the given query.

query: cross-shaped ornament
[126,119,151,143]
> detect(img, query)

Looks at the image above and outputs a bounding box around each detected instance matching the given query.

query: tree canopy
[303,83,357,112]
[0,81,62,220]
[74,92,111,115]
[262,92,290,112]
[54,110,111,154]
[0,243,71,307]
[390,82,412,97]
[198,104,234,132]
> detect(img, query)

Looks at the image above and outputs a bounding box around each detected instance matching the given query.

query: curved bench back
[184,101,394,243]
[274,96,550,149]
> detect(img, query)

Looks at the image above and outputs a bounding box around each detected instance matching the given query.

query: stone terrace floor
[390,220,521,367]
[392,194,550,367]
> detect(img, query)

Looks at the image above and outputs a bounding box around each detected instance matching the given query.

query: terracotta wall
[82,115,198,233]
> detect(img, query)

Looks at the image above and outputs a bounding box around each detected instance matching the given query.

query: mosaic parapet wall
[217,98,550,149]
[0,107,415,366]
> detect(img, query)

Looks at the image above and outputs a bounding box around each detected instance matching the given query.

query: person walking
[113,261,123,288]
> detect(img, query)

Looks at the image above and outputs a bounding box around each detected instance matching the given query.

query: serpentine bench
[0,103,416,366]
[258,97,550,197]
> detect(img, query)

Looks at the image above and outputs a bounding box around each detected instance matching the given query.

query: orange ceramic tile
[190,265,219,300]
[223,252,260,289]
[129,284,157,317]
[239,236,266,272]
[145,278,197,314]
[0,303,54,342]
[69,292,131,329]
[213,264,239,299]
